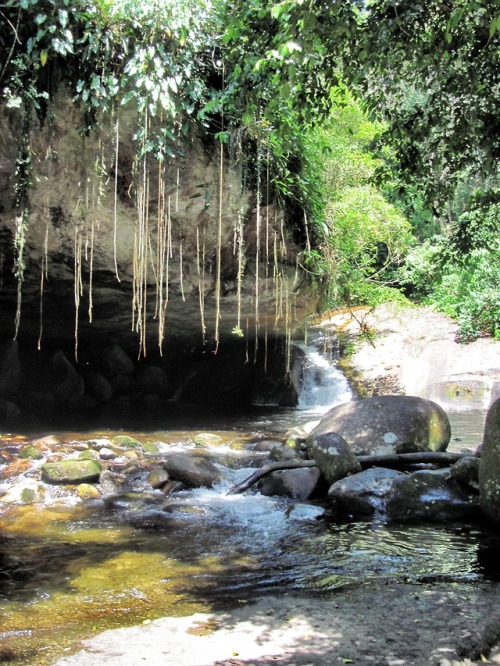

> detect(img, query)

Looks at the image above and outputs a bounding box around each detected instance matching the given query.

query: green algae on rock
[41,459,102,484]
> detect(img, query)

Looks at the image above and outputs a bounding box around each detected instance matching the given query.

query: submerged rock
[308,395,451,456]
[386,468,480,523]
[41,459,102,484]
[328,467,406,518]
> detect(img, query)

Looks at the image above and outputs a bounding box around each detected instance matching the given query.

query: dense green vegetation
[1,0,499,341]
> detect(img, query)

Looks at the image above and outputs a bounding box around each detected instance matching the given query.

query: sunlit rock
[77,483,100,500]
[386,468,480,523]
[41,459,102,484]
[328,467,406,518]
[479,398,500,524]
[308,395,451,456]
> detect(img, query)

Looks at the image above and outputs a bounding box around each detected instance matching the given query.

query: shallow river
[0,347,498,665]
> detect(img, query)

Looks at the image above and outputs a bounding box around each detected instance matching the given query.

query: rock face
[330,304,500,411]
[308,395,451,456]
[479,398,500,524]
[0,95,315,421]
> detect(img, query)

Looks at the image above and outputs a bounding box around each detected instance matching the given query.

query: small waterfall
[294,330,352,414]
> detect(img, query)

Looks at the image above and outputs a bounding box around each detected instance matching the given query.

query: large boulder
[328,467,406,518]
[386,468,480,523]
[307,395,451,456]
[479,398,500,524]
[307,432,361,485]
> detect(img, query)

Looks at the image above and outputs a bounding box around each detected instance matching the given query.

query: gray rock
[308,395,451,456]
[163,454,225,488]
[41,459,101,484]
[257,467,322,500]
[479,398,500,524]
[286,503,326,521]
[147,468,170,490]
[450,456,480,492]
[328,467,406,517]
[386,468,480,523]
[307,432,361,485]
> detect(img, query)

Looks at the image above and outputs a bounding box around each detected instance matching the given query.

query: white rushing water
[295,331,352,414]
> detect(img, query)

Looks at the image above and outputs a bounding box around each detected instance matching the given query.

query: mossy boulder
[308,395,451,456]
[41,459,102,485]
[112,435,141,449]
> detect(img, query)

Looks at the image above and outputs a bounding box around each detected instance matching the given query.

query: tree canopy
[1,0,499,340]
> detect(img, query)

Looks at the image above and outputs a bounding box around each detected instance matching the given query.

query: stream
[0,335,499,665]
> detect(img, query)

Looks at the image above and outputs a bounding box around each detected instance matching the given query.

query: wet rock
[307,432,361,485]
[193,433,224,447]
[99,469,127,494]
[112,435,141,449]
[142,442,160,454]
[161,480,185,495]
[450,456,480,492]
[19,445,44,460]
[104,491,165,511]
[386,468,480,523]
[286,503,326,521]
[1,479,46,503]
[99,447,117,460]
[147,468,170,490]
[328,467,406,517]
[257,467,322,500]
[479,398,500,524]
[78,449,100,461]
[77,483,100,499]
[41,459,102,484]
[163,454,225,488]
[309,395,451,456]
